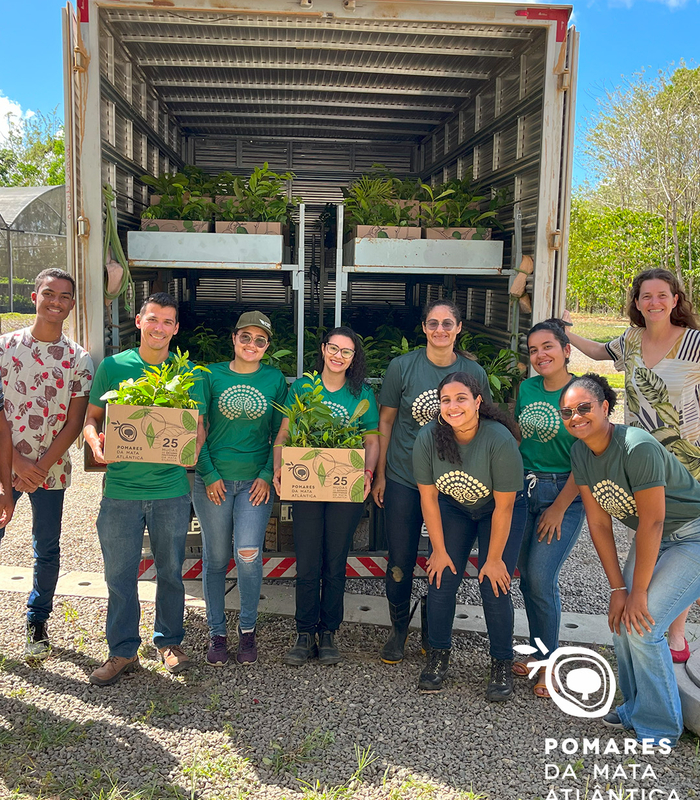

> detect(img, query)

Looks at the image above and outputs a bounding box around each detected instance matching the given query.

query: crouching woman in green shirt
[193,311,288,668]
[412,372,524,700]
[273,327,379,666]
[563,373,700,747]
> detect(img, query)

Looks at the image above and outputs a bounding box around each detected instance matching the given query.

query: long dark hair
[560,373,617,417]
[314,326,368,397]
[627,268,699,330]
[432,372,520,464]
[528,318,571,365]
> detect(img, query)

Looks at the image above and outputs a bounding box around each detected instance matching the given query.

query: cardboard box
[353,225,421,240]
[423,227,492,240]
[104,403,199,466]
[280,446,365,502]
[140,219,211,232]
[214,221,283,235]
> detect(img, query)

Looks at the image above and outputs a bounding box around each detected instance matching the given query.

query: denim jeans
[383,479,424,606]
[512,471,584,653]
[292,500,364,633]
[192,474,273,635]
[428,494,524,658]
[0,487,65,623]
[96,494,191,658]
[614,517,700,746]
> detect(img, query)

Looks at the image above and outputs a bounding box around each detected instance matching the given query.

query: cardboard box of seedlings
[103,404,199,467]
[280,447,365,502]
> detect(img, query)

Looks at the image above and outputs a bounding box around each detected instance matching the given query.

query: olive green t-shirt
[379,348,492,488]
[196,362,288,485]
[412,418,523,510]
[515,375,577,473]
[90,348,203,500]
[571,424,700,537]
[286,376,379,433]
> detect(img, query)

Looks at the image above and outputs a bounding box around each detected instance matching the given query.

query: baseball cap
[234,310,273,337]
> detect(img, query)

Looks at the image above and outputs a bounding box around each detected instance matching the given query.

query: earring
[437,414,447,427]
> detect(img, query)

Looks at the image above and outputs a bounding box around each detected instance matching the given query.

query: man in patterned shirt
[0,268,94,660]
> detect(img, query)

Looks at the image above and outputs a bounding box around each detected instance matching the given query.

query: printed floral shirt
[0,329,94,489]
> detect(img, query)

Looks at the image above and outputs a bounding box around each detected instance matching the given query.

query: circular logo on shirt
[218,385,268,420]
[592,480,638,520]
[412,389,439,427]
[436,470,491,505]
[519,401,561,443]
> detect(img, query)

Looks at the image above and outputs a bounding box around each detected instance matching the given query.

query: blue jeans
[428,495,524,658]
[96,494,191,658]
[192,474,273,635]
[512,471,584,653]
[0,488,65,624]
[614,518,700,746]
[383,479,424,606]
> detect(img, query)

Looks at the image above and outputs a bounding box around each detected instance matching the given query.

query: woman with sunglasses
[412,372,523,698]
[273,327,379,665]
[193,311,288,667]
[563,269,700,663]
[562,373,700,747]
[510,320,584,697]
[372,299,492,664]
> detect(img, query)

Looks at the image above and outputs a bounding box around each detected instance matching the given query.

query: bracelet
[610,586,627,592]
[364,469,374,481]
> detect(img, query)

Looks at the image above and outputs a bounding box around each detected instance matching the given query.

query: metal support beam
[180,122,434,137]
[175,111,444,126]
[295,204,306,378]
[163,94,455,114]
[334,203,344,328]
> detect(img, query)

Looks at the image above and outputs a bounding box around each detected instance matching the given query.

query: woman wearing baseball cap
[193,311,288,667]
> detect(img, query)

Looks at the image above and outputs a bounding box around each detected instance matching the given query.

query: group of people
[2,266,700,749]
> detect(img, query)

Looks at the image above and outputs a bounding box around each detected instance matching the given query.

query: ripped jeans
[193,474,273,635]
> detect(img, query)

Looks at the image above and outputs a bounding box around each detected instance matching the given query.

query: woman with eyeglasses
[273,327,379,665]
[562,373,700,747]
[510,319,584,697]
[193,311,288,667]
[372,299,492,665]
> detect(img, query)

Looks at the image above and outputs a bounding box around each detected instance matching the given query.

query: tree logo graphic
[519,401,560,442]
[411,389,439,426]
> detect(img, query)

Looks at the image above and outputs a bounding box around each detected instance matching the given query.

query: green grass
[264,727,336,776]
[569,313,628,343]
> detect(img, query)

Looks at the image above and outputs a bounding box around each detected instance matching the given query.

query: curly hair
[432,372,520,464]
[528,318,571,364]
[560,373,617,417]
[314,326,368,397]
[627,268,699,330]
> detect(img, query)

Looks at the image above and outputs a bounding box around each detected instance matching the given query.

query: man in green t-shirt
[84,292,203,687]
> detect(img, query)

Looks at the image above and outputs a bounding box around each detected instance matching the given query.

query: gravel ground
[1,446,700,799]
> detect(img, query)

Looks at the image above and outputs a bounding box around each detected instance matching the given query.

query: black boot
[25,620,50,661]
[418,647,451,692]
[380,600,411,664]
[283,633,318,666]
[420,595,429,655]
[487,657,514,702]
[318,631,342,665]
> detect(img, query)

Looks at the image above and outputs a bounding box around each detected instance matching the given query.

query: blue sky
[0,0,697,185]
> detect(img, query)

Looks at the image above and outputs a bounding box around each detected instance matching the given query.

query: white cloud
[0,93,34,143]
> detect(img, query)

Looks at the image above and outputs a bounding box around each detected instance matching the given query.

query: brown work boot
[89,655,139,687]
[158,644,192,674]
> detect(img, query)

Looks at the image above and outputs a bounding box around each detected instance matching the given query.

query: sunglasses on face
[425,319,456,331]
[237,332,269,348]
[559,401,599,421]
[325,343,355,359]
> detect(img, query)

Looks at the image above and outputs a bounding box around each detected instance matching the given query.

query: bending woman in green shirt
[193,311,288,668]
[273,327,379,666]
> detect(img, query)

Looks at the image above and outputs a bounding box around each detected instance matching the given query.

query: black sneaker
[25,620,50,661]
[283,633,318,666]
[318,631,342,665]
[418,648,451,692]
[487,657,514,702]
[603,711,627,730]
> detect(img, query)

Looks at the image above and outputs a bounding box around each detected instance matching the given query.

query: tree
[0,109,65,187]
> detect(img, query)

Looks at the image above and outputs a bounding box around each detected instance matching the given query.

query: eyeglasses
[559,401,599,421]
[237,332,269,348]
[425,319,456,331]
[325,343,355,359]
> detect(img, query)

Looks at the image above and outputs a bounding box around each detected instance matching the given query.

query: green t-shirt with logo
[379,348,492,489]
[412,418,523,511]
[196,362,288,486]
[286,376,379,433]
[571,424,700,537]
[515,375,577,473]
[90,348,203,500]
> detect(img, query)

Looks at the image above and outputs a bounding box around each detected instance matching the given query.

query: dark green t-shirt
[412,418,523,511]
[196,362,288,485]
[90,348,203,500]
[379,348,492,488]
[286,376,379,433]
[571,424,700,537]
[515,375,577,473]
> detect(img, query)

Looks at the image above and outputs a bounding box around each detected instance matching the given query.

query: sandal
[533,668,557,699]
[512,659,535,677]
